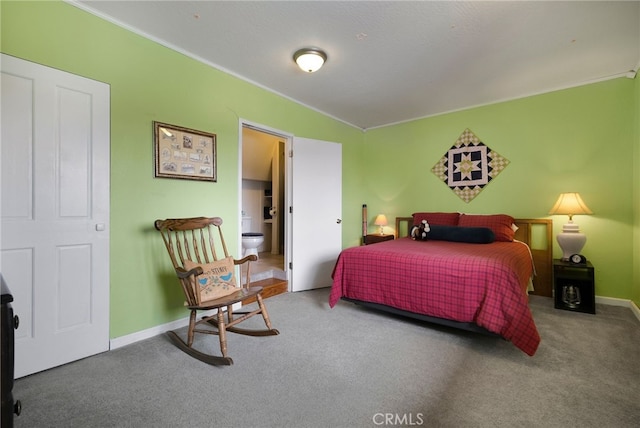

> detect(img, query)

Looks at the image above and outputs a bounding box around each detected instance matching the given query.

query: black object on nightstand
[553,259,595,314]
[363,234,394,245]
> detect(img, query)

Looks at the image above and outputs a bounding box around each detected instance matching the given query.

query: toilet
[241,216,264,259]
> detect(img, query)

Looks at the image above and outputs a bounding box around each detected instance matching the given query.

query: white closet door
[1,54,110,377]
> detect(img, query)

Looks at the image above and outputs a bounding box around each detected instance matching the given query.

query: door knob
[336,219,342,224]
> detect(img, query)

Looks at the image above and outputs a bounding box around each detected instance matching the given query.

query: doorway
[240,123,289,283]
[239,120,343,293]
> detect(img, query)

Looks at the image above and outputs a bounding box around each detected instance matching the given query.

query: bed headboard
[395,216,553,297]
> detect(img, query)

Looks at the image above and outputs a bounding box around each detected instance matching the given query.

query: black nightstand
[553,259,595,314]
[363,234,394,245]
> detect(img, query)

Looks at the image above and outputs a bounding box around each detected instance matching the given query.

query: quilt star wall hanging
[431,128,509,203]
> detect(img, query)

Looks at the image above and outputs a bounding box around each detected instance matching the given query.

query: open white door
[291,138,342,291]
[1,54,110,377]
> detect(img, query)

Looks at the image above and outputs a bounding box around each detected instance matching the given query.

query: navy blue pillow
[428,225,495,244]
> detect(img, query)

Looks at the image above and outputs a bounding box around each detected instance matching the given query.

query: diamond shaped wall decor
[431,128,509,203]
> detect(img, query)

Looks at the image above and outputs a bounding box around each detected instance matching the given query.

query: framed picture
[153,121,217,182]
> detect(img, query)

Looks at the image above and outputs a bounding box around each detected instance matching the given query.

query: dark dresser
[1,278,21,426]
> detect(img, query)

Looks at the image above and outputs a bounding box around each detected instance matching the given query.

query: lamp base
[556,229,587,261]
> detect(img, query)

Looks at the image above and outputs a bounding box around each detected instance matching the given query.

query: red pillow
[458,214,515,242]
[412,212,460,226]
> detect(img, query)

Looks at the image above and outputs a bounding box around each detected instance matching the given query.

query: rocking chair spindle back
[154,216,279,366]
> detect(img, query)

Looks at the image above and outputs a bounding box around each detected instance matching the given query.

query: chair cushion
[183,256,238,302]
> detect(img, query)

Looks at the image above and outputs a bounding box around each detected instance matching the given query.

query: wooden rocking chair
[154,216,279,366]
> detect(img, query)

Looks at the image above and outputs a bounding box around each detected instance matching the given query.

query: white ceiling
[72,1,640,130]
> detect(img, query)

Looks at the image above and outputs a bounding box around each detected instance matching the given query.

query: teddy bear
[410,219,430,241]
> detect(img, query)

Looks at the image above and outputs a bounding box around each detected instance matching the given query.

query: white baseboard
[110,297,640,351]
[630,301,640,322]
[109,315,189,350]
[595,295,640,323]
[595,295,630,307]
[109,307,222,350]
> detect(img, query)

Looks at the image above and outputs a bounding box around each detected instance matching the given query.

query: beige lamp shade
[548,192,593,220]
[549,192,593,260]
[374,214,388,235]
[374,214,388,226]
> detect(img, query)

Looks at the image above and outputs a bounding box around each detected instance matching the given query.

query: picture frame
[153,121,217,182]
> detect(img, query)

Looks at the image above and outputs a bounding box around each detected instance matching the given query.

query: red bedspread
[329,238,540,356]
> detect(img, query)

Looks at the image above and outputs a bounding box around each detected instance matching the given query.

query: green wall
[1,1,363,338]
[2,1,638,340]
[363,79,636,301]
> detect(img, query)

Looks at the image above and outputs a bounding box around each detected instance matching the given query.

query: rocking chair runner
[154,216,279,366]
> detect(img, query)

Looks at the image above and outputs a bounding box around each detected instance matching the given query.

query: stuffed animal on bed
[410,219,430,241]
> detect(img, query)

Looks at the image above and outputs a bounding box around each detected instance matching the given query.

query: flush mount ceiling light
[293,48,327,73]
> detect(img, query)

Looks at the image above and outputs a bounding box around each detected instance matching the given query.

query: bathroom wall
[241,179,272,252]
[241,126,285,254]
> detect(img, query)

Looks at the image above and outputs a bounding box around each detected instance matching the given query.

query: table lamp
[548,192,593,260]
[374,214,388,235]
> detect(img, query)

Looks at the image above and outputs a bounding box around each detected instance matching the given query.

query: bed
[329,213,552,356]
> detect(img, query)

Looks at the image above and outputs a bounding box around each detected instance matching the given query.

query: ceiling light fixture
[293,48,327,73]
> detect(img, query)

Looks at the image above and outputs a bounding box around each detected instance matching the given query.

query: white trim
[110,297,640,350]
[67,1,637,132]
[66,1,357,130]
[595,295,631,307]
[630,301,640,323]
[627,59,640,79]
[110,317,188,350]
[239,118,293,290]
[109,309,219,350]
[365,71,633,131]
[595,296,640,323]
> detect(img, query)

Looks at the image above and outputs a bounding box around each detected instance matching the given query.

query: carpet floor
[12,288,640,428]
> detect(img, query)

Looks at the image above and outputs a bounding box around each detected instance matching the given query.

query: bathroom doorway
[240,123,288,282]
